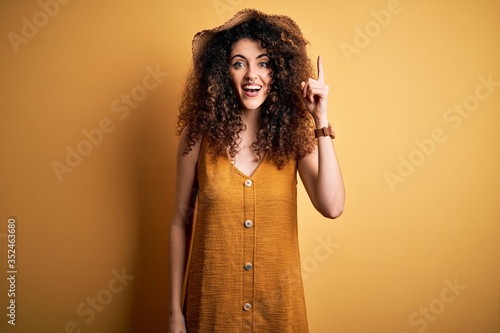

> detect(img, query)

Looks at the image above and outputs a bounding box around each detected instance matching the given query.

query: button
[244,179,253,187]
[243,303,252,311]
[244,220,253,228]
[244,262,253,271]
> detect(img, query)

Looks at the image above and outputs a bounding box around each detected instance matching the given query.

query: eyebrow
[230,53,269,61]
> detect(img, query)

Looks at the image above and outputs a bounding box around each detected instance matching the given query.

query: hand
[301,55,329,124]
[169,312,187,333]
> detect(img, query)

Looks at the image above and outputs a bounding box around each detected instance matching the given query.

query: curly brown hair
[177,16,316,168]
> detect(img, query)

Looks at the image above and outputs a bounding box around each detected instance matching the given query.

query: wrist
[314,125,335,139]
[313,116,329,129]
[169,305,183,316]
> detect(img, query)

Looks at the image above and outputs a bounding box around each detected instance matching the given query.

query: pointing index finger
[317,55,324,83]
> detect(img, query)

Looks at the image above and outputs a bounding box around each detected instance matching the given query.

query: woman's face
[229,38,271,112]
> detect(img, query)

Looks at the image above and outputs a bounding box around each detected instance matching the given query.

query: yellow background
[1,0,499,332]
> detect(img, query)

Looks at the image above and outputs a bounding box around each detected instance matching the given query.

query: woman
[169,9,344,333]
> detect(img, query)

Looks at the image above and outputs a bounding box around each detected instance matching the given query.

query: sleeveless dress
[184,140,309,332]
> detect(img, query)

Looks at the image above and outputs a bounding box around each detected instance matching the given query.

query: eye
[232,61,245,69]
[259,62,269,68]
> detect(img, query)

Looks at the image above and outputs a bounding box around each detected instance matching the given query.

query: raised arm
[298,56,345,219]
[168,128,201,333]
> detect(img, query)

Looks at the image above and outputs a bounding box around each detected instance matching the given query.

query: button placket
[242,178,255,331]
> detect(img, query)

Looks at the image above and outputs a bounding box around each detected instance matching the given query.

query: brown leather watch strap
[314,125,335,139]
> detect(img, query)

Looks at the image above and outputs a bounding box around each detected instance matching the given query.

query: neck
[240,108,259,128]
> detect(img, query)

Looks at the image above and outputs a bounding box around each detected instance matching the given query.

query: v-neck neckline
[228,154,266,179]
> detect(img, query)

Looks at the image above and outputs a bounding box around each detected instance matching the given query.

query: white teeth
[243,85,261,90]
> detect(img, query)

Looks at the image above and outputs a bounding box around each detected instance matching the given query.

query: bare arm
[169,128,201,332]
[298,131,344,219]
[298,56,345,219]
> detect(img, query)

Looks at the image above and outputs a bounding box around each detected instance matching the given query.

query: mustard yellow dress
[184,140,309,332]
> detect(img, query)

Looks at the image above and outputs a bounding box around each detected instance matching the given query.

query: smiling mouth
[242,84,262,97]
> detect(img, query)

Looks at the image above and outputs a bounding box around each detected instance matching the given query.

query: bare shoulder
[174,127,202,218]
[177,127,202,165]
[297,144,318,178]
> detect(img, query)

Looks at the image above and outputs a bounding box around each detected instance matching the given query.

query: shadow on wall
[127,86,178,331]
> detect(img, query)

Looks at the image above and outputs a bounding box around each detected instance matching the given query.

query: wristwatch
[314,125,335,139]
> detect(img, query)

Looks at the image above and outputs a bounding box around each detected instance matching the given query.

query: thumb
[301,81,306,98]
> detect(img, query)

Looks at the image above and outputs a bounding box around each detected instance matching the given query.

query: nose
[244,64,258,81]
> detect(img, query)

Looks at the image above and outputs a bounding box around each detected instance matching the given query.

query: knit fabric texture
[184,139,309,332]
